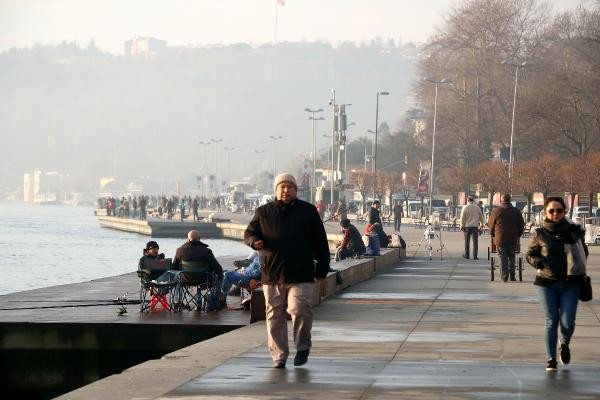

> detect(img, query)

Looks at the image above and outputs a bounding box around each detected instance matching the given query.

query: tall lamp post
[323,133,334,209]
[344,122,356,178]
[424,77,452,219]
[305,108,324,204]
[253,149,264,191]
[210,138,223,194]
[502,59,529,185]
[373,91,389,200]
[268,135,284,174]
[198,141,212,197]
[223,146,235,187]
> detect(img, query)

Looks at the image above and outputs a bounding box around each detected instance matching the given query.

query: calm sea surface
[0,203,250,295]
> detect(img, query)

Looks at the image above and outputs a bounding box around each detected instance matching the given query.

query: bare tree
[477,160,510,205]
[415,0,551,170]
[525,7,600,156]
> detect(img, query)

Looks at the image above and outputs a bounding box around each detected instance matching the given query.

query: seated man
[138,240,165,271]
[220,250,262,308]
[335,219,365,261]
[370,222,391,248]
[173,230,224,311]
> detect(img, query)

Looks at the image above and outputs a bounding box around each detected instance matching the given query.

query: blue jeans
[537,281,580,359]
[463,227,479,258]
[221,270,252,297]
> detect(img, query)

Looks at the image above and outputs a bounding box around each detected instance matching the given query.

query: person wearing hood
[526,197,588,372]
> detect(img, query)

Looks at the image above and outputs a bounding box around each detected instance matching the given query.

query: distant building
[23,170,64,203]
[124,37,167,58]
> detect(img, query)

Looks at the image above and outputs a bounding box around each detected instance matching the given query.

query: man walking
[244,173,330,368]
[368,200,382,226]
[393,201,403,231]
[460,196,485,259]
[488,194,525,281]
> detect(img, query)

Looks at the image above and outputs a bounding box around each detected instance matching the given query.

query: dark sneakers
[546,358,558,371]
[294,349,310,366]
[559,344,571,365]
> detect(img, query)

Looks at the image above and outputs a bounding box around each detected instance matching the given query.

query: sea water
[0,203,249,295]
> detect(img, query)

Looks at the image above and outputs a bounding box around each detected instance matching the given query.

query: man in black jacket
[173,230,224,310]
[244,173,330,368]
[368,200,382,225]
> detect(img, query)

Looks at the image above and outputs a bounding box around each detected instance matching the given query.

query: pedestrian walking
[526,197,588,372]
[244,173,330,368]
[460,196,485,259]
[488,194,525,281]
[393,201,403,232]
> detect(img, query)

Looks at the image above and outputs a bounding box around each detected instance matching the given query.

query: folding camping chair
[173,260,219,312]
[138,258,175,312]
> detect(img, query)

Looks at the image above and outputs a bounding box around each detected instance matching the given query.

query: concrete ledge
[56,322,268,400]
[59,247,406,400]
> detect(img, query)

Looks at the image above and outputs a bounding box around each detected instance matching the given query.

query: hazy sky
[0,0,582,54]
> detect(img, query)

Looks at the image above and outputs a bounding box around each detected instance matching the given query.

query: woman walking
[526,197,588,371]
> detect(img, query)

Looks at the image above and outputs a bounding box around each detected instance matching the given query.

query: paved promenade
[64,227,600,399]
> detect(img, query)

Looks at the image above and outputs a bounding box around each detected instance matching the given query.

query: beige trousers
[263,282,314,363]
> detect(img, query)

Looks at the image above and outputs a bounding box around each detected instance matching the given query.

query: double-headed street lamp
[253,149,265,190]
[268,135,284,174]
[223,146,235,186]
[344,122,356,177]
[210,138,223,194]
[305,108,324,204]
[501,59,530,184]
[373,91,389,199]
[424,77,453,219]
[198,141,212,196]
[323,133,334,207]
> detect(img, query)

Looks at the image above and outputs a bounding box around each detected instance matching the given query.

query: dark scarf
[542,218,573,242]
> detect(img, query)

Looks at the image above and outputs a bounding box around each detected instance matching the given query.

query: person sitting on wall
[363,224,381,256]
[220,251,262,309]
[370,222,391,248]
[335,219,365,261]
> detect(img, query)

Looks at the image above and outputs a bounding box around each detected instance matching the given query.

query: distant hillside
[0,40,417,189]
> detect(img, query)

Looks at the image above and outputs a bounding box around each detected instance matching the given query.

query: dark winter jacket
[244,198,330,284]
[488,203,525,247]
[526,219,588,286]
[173,240,223,277]
[368,206,382,225]
[342,224,366,255]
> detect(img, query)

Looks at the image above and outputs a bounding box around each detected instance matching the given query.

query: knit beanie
[273,173,297,193]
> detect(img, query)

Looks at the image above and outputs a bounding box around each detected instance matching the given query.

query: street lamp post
[223,146,235,187]
[424,78,452,219]
[344,122,356,177]
[323,133,334,208]
[210,138,223,195]
[305,108,324,204]
[268,135,284,174]
[253,149,265,191]
[373,91,389,200]
[502,59,529,185]
[198,141,212,198]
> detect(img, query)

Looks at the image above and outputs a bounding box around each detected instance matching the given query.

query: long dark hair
[544,196,566,211]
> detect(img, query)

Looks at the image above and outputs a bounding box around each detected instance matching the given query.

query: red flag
[277,0,285,5]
